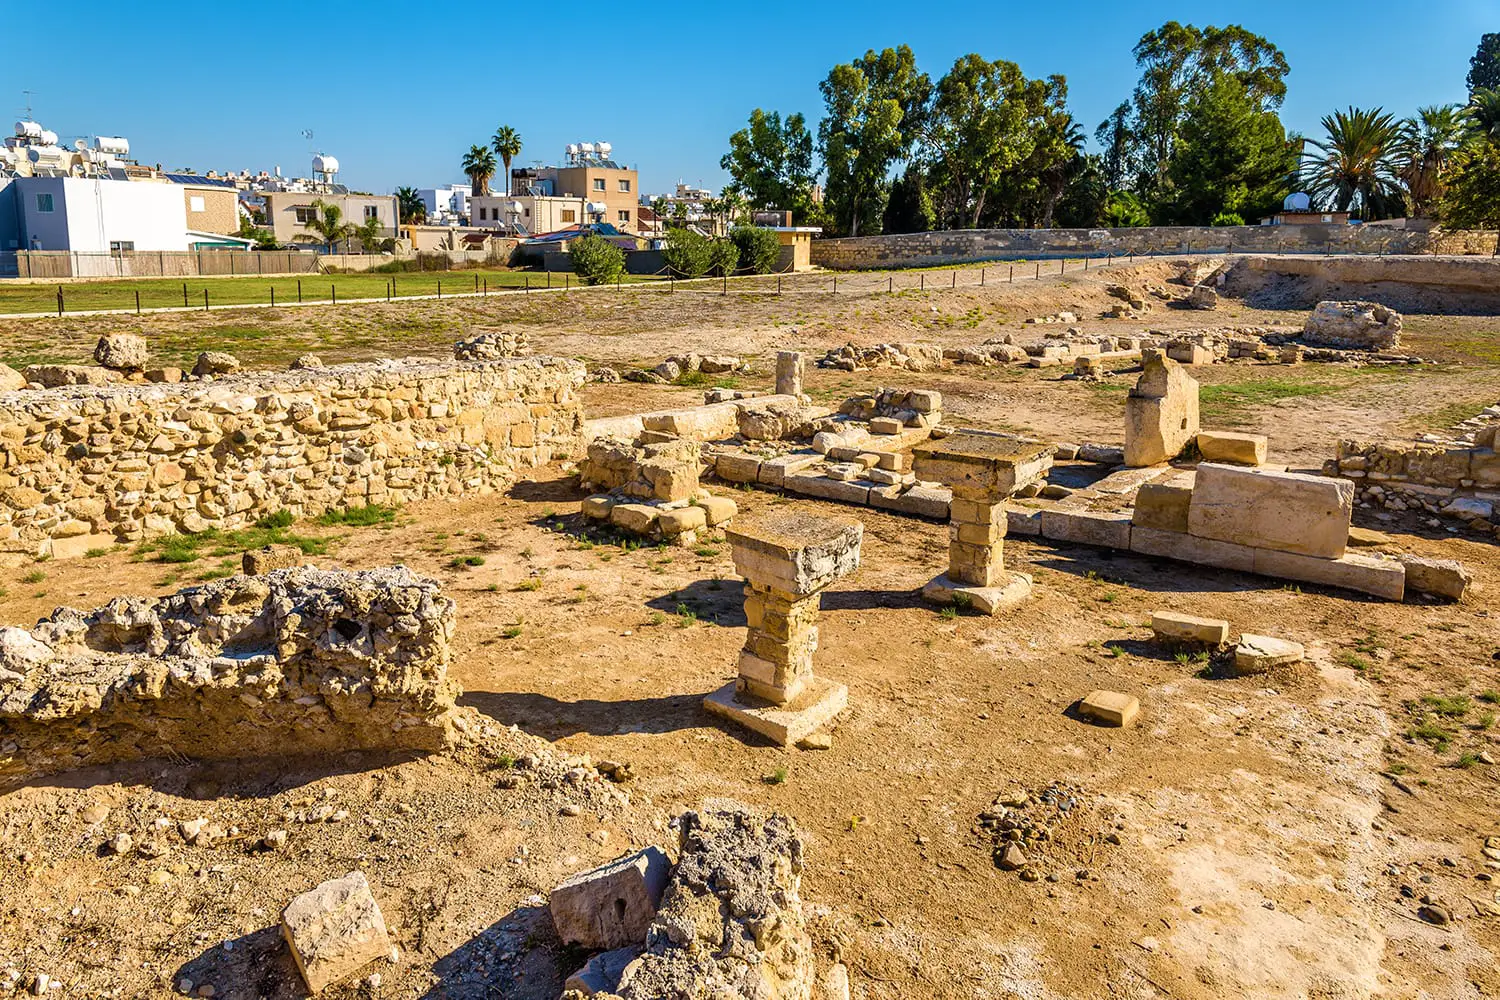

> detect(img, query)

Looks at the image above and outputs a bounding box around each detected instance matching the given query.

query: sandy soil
[0,261,1497,998]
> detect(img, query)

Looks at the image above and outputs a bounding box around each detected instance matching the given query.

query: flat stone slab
[921,572,1033,615]
[1234,634,1305,674]
[1151,611,1229,645]
[913,431,1053,497]
[1187,463,1353,559]
[726,511,864,596]
[1079,690,1140,727]
[704,675,847,747]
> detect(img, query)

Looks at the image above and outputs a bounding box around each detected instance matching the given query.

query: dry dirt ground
[1,260,1498,999]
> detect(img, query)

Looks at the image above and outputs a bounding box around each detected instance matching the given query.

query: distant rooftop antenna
[19,89,36,120]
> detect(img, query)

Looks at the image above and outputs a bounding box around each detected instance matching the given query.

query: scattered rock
[1234,634,1304,674]
[281,871,392,994]
[105,832,133,855]
[191,351,240,377]
[94,333,149,371]
[549,846,670,950]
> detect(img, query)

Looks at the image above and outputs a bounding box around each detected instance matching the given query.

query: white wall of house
[15,177,189,252]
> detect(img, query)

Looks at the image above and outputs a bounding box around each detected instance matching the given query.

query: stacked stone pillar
[704,512,863,746]
[913,432,1053,614]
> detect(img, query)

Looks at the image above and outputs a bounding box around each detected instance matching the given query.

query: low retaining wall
[810,226,1500,270]
[0,356,586,559]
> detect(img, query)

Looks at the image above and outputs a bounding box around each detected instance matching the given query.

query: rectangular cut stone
[1197,431,1268,466]
[1131,483,1193,532]
[757,452,822,487]
[1396,554,1471,600]
[281,872,392,994]
[950,497,1007,527]
[1125,351,1200,467]
[949,539,1003,586]
[581,496,617,520]
[869,483,950,519]
[783,472,871,506]
[1250,548,1405,600]
[715,453,763,483]
[550,848,671,950]
[869,416,903,435]
[1188,464,1353,558]
[641,403,740,441]
[1151,611,1229,645]
[610,504,659,535]
[1040,509,1132,549]
[1128,525,1256,573]
[913,432,1053,500]
[1007,505,1044,536]
[1234,634,1304,673]
[952,520,1004,545]
[1079,690,1140,727]
[726,511,863,596]
[703,676,847,747]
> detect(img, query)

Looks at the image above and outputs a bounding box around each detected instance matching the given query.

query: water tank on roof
[14,121,42,139]
[579,142,595,157]
[1284,192,1311,212]
[26,146,67,168]
[507,200,523,214]
[312,154,339,174]
[94,136,130,156]
[597,141,612,158]
[38,130,58,146]
[585,201,607,215]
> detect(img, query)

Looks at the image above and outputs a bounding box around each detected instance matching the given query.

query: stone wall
[0,356,587,559]
[810,226,1500,270]
[0,567,458,790]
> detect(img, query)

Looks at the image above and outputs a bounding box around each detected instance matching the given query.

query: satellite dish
[73,138,87,151]
[1284,192,1311,212]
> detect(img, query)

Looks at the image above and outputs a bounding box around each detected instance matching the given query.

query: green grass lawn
[0,268,656,315]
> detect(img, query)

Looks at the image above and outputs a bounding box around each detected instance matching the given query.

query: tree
[1033,111,1087,228]
[395,186,427,225]
[720,110,816,216]
[883,163,934,233]
[569,233,626,285]
[661,227,714,278]
[491,126,522,197]
[923,55,1059,228]
[462,144,496,196]
[1469,33,1500,96]
[296,199,354,251]
[1393,105,1467,217]
[818,45,932,236]
[1439,140,1500,227]
[729,226,781,273]
[1095,102,1133,191]
[1468,88,1500,143]
[236,215,277,249]
[353,213,386,253]
[1305,107,1403,218]
[1161,72,1296,224]
[1053,154,1109,227]
[710,239,740,277]
[1102,190,1151,227]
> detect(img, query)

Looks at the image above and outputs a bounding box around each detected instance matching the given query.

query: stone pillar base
[703,676,848,747]
[921,571,1033,615]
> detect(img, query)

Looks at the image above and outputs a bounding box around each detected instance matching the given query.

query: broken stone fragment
[549,846,671,950]
[94,333,149,371]
[192,351,240,377]
[1151,611,1229,646]
[564,945,641,996]
[1233,634,1304,674]
[242,544,306,576]
[281,871,391,994]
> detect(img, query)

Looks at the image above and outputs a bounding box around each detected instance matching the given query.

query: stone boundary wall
[1328,439,1500,491]
[0,356,586,559]
[810,226,1500,270]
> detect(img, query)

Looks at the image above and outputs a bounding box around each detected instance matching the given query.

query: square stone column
[774,351,806,397]
[704,511,862,746]
[913,432,1053,614]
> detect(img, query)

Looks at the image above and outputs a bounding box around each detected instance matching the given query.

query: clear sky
[2,0,1493,197]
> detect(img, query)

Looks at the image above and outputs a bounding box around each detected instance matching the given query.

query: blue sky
[2,0,1493,197]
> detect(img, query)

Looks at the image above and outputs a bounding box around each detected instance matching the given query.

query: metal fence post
[951,270,956,288]
[270,287,275,308]
[203,288,209,311]
[56,285,63,316]
[298,279,302,303]
[1009,265,1014,282]
[920,273,924,291]
[437,279,442,299]
[331,284,336,304]
[981,267,985,286]
[1035,262,1040,279]
[182,282,188,307]
[135,290,141,315]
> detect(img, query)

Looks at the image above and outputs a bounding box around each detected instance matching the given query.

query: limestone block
[698,495,738,526]
[1128,525,1256,573]
[783,472,871,506]
[1040,509,1132,549]
[913,432,1053,500]
[565,946,641,996]
[641,403,739,441]
[869,417,903,435]
[1197,431,1268,466]
[1006,506,1044,537]
[1187,464,1352,558]
[281,871,392,994]
[736,400,819,441]
[948,539,1004,586]
[659,506,708,536]
[23,364,113,387]
[1234,634,1304,674]
[908,389,942,413]
[704,676,847,747]
[775,351,806,396]
[1079,690,1139,727]
[921,571,1032,615]
[757,453,823,487]
[0,363,24,392]
[549,847,671,949]
[1131,482,1193,532]
[1397,554,1472,600]
[726,512,863,596]
[1124,351,1199,467]
[1151,611,1229,645]
[868,483,950,519]
[243,544,306,576]
[581,496,617,520]
[94,333,148,371]
[192,351,240,376]
[1250,548,1405,600]
[610,504,659,535]
[49,532,115,560]
[1304,300,1402,350]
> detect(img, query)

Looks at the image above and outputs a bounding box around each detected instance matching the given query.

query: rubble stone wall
[810,227,1500,270]
[1330,439,1500,491]
[0,357,587,558]
[0,567,458,789]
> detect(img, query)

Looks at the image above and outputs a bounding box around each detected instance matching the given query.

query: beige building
[258,190,399,246]
[510,146,639,232]
[471,194,604,234]
[178,181,239,235]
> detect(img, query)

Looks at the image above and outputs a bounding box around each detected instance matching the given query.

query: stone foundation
[0,357,586,559]
[0,566,459,789]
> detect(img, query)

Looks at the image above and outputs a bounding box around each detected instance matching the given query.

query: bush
[729,226,781,273]
[1211,211,1246,227]
[569,233,626,285]
[710,239,740,277]
[662,228,714,278]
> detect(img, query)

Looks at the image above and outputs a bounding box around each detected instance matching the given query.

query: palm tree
[491,126,522,197]
[1039,115,1087,229]
[1394,106,1467,217]
[1467,88,1500,143]
[395,186,427,225]
[1305,107,1402,219]
[296,199,354,252]
[462,145,497,197]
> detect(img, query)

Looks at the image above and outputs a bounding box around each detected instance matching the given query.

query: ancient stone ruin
[1303,299,1403,350]
[1124,349,1200,467]
[0,566,458,789]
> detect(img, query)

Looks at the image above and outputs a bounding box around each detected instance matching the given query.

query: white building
[419,184,470,226]
[12,176,192,252]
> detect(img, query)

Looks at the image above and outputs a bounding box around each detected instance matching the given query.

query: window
[189,196,205,213]
[35,193,54,213]
[294,206,318,224]
[561,209,576,223]
[478,207,487,220]
[109,241,135,254]
[364,205,378,219]
[524,208,530,217]
[618,179,630,193]
[592,178,605,191]
[618,210,630,223]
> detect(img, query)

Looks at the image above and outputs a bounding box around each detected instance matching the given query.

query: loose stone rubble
[453,329,531,360]
[1303,300,1403,350]
[0,566,459,789]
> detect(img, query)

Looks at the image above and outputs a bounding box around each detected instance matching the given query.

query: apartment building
[510,142,639,231]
